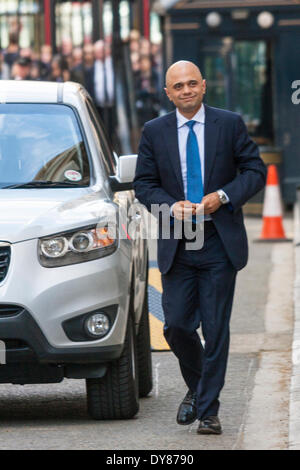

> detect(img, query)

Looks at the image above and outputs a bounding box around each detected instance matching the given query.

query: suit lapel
[204,105,220,194]
[163,111,185,197]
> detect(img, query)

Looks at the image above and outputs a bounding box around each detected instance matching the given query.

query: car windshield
[0,104,90,188]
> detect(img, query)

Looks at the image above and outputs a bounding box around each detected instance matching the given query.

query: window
[85,98,116,176]
[202,38,274,144]
[0,103,90,187]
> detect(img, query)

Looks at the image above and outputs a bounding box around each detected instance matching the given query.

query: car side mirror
[109,154,137,191]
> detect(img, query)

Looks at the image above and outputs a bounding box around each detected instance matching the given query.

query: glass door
[200,37,229,110]
[201,38,274,145]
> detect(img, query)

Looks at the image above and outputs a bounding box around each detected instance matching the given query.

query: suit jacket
[133,105,267,274]
[70,64,86,87]
[83,65,95,102]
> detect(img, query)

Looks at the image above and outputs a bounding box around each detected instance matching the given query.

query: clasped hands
[172,192,222,221]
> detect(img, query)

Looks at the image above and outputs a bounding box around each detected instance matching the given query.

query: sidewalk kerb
[289,198,300,449]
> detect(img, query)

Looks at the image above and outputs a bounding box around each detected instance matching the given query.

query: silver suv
[0,80,151,420]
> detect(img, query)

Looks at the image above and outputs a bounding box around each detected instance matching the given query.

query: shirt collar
[176,104,205,129]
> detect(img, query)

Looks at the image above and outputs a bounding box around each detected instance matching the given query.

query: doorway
[201,37,274,146]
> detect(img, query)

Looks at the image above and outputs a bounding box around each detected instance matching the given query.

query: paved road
[0,216,294,450]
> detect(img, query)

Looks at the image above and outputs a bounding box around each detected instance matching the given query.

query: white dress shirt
[94,59,106,106]
[104,56,114,105]
[94,57,114,107]
[171,104,229,222]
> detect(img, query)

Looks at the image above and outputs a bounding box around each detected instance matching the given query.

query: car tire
[137,279,153,398]
[86,313,139,420]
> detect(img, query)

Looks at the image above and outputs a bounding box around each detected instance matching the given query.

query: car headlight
[70,232,94,253]
[40,237,69,258]
[38,224,118,267]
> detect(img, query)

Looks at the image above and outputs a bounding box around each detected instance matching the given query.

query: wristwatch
[217,189,228,204]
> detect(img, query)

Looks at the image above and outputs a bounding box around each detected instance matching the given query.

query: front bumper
[0,238,132,350]
[0,308,123,364]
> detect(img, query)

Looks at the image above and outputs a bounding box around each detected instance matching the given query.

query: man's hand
[172,200,196,220]
[173,193,221,220]
[195,192,222,215]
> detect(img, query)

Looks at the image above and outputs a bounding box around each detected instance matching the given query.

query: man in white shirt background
[93,40,115,139]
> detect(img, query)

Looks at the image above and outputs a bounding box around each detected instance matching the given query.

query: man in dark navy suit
[133,61,266,435]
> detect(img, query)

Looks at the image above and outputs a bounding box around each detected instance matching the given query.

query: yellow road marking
[149,268,162,293]
[149,312,170,351]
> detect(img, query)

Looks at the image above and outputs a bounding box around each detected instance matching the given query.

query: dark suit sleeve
[133,124,177,214]
[221,115,267,213]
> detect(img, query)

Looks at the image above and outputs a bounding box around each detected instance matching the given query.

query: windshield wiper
[2,180,85,189]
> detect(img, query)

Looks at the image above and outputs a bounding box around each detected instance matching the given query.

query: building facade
[0,1,161,50]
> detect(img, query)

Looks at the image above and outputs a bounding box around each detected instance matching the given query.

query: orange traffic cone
[258,165,290,242]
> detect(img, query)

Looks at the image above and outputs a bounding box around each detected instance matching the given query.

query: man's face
[41,45,52,63]
[83,45,94,66]
[72,48,83,65]
[165,64,206,115]
[51,62,60,78]
[140,57,151,73]
[104,43,111,59]
[94,43,104,61]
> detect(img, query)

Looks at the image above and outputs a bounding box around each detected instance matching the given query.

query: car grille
[0,305,23,317]
[0,245,10,283]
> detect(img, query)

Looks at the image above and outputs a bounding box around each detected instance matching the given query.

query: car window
[0,104,90,188]
[85,98,116,176]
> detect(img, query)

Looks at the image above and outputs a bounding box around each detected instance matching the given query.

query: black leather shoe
[197,416,222,435]
[176,390,197,425]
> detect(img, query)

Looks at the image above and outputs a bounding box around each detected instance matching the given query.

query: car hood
[0,187,116,244]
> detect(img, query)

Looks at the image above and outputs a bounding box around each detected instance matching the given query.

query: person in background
[130,30,140,57]
[130,51,140,73]
[30,60,41,81]
[64,53,73,76]
[3,32,19,75]
[151,43,162,82]
[61,38,73,58]
[40,45,52,80]
[70,47,85,85]
[135,54,160,127]
[93,40,115,137]
[151,42,164,110]
[0,32,163,135]
[50,55,70,82]
[19,47,33,60]
[72,47,83,68]
[129,29,141,74]
[60,39,73,80]
[93,39,106,119]
[12,57,31,80]
[82,43,95,99]
[103,41,115,137]
[0,51,10,80]
[139,37,151,56]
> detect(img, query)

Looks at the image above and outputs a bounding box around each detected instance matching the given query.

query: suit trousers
[161,221,237,420]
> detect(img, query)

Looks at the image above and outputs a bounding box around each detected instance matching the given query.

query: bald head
[165,61,202,88]
[164,60,206,118]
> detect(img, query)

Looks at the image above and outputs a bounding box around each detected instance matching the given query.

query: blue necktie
[186,120,204,223]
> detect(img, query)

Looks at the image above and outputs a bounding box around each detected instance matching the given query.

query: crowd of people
[0,31,163,129]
